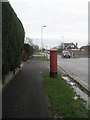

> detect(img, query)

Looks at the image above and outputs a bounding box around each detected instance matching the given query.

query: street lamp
[61,36,64,50]
[41,26,47,50]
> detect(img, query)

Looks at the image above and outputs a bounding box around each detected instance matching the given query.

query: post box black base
[50,72,57,78]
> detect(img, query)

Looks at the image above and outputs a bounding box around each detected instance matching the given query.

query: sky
[8,0,89,48]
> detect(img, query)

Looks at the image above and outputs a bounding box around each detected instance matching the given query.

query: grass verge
[43,72,89,118]
[37,56,49,61]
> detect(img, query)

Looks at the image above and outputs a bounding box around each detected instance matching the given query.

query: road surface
[38,53,89,91]
[57,56,89,90]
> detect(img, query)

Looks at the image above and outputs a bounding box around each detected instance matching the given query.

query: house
[80,45,90,52]
[64,42,78,50]
[63,42,79,57]
[80,45,90,57]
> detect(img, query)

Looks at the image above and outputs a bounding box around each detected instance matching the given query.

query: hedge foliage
[24,44,34,56]
[2,2,25,78]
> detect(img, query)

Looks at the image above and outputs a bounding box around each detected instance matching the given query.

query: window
[71,44,74,48]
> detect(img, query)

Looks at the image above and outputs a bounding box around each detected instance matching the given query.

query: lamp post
[41,26,47,51]
[61,36,64,50]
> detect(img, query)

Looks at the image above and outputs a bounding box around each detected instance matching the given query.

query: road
[37,53,89,91]
[3,56,49,118]
[42,53,89,90]
[57,56,89,91]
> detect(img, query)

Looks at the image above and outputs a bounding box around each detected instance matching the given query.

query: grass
[43,72,89,118]
[37,56,49,61]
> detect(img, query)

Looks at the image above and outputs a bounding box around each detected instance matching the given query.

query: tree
[24,37,33,46]
[33,45,39,51]
[22,44,34,61]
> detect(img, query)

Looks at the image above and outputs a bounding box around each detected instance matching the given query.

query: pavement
[2,53,89,118]
[2,56,49,118]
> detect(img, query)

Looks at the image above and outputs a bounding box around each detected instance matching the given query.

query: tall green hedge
[24,44,34,56]
[2,2,25,79]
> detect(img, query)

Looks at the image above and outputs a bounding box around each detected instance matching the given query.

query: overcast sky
[9,0,89,48]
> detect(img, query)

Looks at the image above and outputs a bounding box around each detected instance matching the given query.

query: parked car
[62,50,71,58]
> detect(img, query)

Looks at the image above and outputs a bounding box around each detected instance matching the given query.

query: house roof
[80,45,89,49]
[64,43,78,50]
[80,45,90,51]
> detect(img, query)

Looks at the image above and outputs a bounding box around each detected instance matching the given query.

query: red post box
[50,49,58,78]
